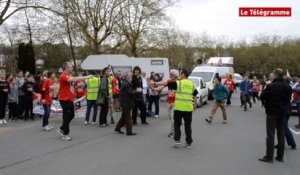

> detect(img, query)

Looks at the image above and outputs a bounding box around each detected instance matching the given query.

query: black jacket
[120,79,137,110]
[260,78,292,117]
[131,75,143,101]
[22,81,37,98]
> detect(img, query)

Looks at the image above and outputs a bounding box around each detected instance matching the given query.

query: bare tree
[118,0,176,57]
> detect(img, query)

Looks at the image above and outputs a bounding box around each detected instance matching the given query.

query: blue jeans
[284,115,296,148]
[85,100,98,122]
[148,95,160,115]
[43,104,51,127]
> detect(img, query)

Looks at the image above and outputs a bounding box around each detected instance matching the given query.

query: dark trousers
[0,95,8,119]
[132,100,147,124]
[148,95,160,115]
[174,110,193,144]
[8,102,17,120]
[59,100,75,135]
[252,92,260,103]
[284,115,296,148]
[85,100,98,122]
[226,91,233,105]
[297,103,300,124]
[242,94,252,110]
[24,96,33,120]
[17,95,26,118]
[99,97,109,125]
[266,115,285,160]
[43,104,51,127]
[116,108,133,133]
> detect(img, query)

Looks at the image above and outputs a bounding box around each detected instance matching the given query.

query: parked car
[188,76,208,107]
[234,73,243,86]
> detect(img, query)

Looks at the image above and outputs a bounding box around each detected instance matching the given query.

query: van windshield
[190,72,214,82]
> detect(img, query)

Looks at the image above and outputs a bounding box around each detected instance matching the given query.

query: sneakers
[100,124,108,127]
[43,125,53,131]
[185,143,192,149]
[205,118,212,124]
[168,133,174,138]
[295,124,300,129]
[3,119,7,124]
[0,120,3,124]
[155,115,159,118]
[84,121,89,125]
[173,141,181,148]
[57,128,64,137]
[91,122,96,125]
[222,120,227,124]
[62,135,72,141]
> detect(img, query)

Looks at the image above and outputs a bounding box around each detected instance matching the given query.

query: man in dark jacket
[259,68,292,163]
[131,66,148,125]
[114,72,142,135]
[22,75,38,121]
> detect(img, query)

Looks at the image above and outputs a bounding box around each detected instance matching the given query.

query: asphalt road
[0,93,299,175]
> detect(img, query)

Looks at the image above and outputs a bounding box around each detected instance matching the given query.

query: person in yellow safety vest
[108,75,115,124]
[97,67,112,127]
[150,69,198,149]
[84,71,100,125]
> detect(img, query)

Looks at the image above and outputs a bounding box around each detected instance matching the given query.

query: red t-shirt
[58,72,74,101]
[112,77,120,95]
[252,80,260,93]
[166,79,176,104]
[74,80,87,98]
[42,79,54,105]
[224,79,235,91]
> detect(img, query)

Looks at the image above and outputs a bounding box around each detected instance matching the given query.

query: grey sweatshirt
[16,77,25,96]
[8,83,19,103]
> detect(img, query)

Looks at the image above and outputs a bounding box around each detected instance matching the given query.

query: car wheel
[197,97,203,107]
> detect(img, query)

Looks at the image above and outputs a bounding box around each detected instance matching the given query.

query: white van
[190,57,234,100]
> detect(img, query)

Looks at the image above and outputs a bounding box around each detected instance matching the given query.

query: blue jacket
[240,80,253,96]
[213,84,229,101]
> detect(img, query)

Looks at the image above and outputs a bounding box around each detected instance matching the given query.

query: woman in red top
[57,63,92,141]
[252,76,260,103]
[41,70,56,131]
[224,74,235,105]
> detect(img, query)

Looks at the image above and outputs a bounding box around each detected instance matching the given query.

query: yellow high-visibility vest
[174,79,195,112]
[86,77,100,100]
[108,76,112,95]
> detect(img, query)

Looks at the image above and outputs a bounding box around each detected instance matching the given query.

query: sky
[168,0,300,41]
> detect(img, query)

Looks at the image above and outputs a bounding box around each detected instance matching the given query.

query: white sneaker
[43,125,53,131]
[57,128,64,137]
[222,120,227,124]
[0,120,3,124]
[84,121,89,125]
[185,143,192,149]
[91,122,96,125]
[3,119,7,124]
[62,135,72,141]
[155,115,158,118]
[173,141,181,148]
[48,125,54,130]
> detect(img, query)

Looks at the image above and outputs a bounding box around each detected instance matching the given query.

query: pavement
[0,93,299,175]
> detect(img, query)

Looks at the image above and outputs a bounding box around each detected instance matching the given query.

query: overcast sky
[168,0,300,41]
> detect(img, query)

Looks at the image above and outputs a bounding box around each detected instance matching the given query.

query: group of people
[1,65,300,155]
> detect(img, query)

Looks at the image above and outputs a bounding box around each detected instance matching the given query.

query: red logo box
[239,7,292,17]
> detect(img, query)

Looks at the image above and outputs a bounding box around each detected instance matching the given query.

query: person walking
[115,72,142,136]
[57,62,93,141]
[16,70,25,119]
[259,68,292,163]
[205,77,229,124]
[224,74,235,106]
[252,76,261,103]
[240,75,253,111]
[41,70,56,131]
[152,69,198,148]
[131,66,148,125]
[0,70,9,124]
[84,71,100,125]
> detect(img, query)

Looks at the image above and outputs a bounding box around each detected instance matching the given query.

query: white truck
[190,57,234,100]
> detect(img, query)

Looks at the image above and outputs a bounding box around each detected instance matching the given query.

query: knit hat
[170,69,179,77]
